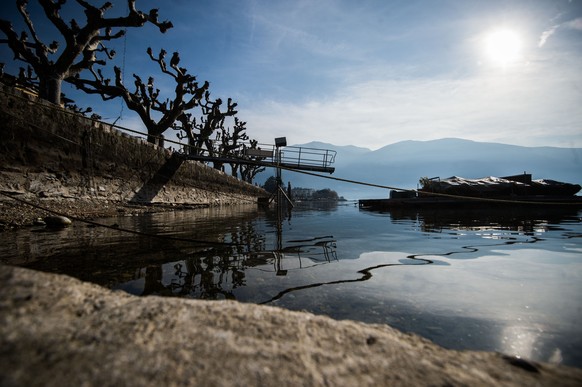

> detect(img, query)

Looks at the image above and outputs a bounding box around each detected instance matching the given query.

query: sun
[484,28,522,66]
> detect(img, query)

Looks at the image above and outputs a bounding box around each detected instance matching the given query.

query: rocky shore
[0,84,267,233]
[1,264,582,386]
[0,195,199,230]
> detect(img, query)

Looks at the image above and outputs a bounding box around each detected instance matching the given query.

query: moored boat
[359,173,582,210]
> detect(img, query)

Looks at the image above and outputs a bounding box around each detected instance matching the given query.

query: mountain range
[258,138,582,199]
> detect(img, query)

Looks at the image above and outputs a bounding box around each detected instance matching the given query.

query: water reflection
[1,202,581,367]
[501,325,541,363]
[260,251,438,305]
[378,205,581,234]
[0,205,266,287]
[116,235,338,300]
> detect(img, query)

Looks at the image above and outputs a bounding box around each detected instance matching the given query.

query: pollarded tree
[239,139,266,184]
[195,96,238,161]
[218,117,249,176]
[71,47,209,145]
[173,94,238,165]
[0,0,172,105]
[220,120,266,183]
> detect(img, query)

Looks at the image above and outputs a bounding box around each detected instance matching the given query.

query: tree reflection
[140,245,251,299]
[136,220,338,300]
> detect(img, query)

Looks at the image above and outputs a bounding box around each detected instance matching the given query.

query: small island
[261,176,346,202]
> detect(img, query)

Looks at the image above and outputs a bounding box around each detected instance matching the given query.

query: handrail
[187,139,337,173]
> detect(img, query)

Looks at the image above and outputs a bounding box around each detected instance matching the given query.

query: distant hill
[257,138,582,199]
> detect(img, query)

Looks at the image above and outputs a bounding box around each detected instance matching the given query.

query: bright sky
[2,0,582,150]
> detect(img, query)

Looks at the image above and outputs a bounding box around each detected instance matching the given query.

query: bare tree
[220,117,249,177]
[239,139,266,184]
[176,113,265,182]
[0,0,172,105]
[197,96,238,162]
[174,95,238,166]
[71,47,209,145]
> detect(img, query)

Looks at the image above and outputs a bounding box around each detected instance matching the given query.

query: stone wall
[0,85,267,206]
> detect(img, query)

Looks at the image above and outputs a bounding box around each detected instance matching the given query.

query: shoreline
[0,194,210,230]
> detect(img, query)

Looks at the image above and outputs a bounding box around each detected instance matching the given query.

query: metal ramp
[276,145,336,173]
[184,141,337,174]
[183,138,336,210]
[245,144,336,173]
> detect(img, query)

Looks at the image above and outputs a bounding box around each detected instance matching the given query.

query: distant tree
[71,47,209,145]
[0,0,172,105]
[312,188,339,201]
[262,176,279,194]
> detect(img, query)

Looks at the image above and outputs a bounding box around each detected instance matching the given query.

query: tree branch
[1,0,174,104]
[38,0,72,44]
[0,20,38,66]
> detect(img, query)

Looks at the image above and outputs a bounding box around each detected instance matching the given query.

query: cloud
[242,66,582,150]
[564,17,582,30]
[538,25,559,47]
[539,17,582,47]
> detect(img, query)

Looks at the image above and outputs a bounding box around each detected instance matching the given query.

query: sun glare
[484,28,522,66]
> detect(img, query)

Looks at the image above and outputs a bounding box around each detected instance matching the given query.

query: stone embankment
[0,85,267,228]
[1,265,581,386]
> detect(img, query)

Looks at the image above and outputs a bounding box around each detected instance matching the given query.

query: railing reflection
[262,236,338,276]
[131,235,337,300]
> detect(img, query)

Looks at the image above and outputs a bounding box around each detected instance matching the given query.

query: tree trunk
[147,133,165,147]
[39,75,62,105]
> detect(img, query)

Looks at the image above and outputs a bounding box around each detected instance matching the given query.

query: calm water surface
[1,202,581,367]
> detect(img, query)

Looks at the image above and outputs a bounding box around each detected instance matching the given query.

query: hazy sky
[2,0,581,150]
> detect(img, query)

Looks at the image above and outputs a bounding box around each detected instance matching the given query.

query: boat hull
[358,195,582,210]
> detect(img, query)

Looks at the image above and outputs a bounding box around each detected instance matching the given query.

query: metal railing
[278,145,336,171]
[184,139,337,174]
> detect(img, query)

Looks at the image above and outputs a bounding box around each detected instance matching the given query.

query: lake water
[1,201,581,368]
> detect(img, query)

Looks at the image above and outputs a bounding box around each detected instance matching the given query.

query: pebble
[44,215,72,228]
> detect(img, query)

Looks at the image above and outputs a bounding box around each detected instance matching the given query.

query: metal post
[273,137,287,255]
[274,137,287,215]
[276,145,282,208]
